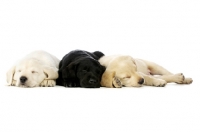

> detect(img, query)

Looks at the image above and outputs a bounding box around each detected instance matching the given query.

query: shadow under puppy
[57,50,105,88]
[6,50,60,87]
[99,55,193,88]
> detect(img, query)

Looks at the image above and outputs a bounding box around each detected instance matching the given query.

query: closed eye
[32,71,38,73]
[82,70,87,73]
[123,76,131,79]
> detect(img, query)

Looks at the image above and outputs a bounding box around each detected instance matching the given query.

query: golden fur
[99,55,193,88]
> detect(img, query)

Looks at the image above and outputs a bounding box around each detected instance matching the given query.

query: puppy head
[7,59,58,87]
[77,58,105,88]
[62,58,105,88]
[101,56,144,88]
[117,57,145,87]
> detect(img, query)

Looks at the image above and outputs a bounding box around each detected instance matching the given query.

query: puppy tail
[93,51,105,59]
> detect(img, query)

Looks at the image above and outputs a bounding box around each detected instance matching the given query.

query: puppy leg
[143,60,173,75]
[156,73,193,84]
[40,79,56,87]
[155,73,184,83]
[141,73,167,87]
[143,60,193,84]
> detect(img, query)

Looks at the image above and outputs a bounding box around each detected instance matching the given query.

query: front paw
[112,77,122,88]
[153,79,167,87]
[175,73,193,84]
[66,82,77,87]
[182,78,193,84]
[40,79,56,87]
[63,80,79,87]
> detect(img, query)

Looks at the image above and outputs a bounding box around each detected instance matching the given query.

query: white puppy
[6,50,60,87]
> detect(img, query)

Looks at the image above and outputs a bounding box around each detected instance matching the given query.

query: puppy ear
[93,51,105,59]
[132,58,136,65]
[101,70,116,88]
[43,66,58,79]
[62,61,79,79]
[6,66,15,85]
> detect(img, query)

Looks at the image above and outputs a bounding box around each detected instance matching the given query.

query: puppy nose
[20,76,27,83]
[89,78,97,84]
[138,78,144,84]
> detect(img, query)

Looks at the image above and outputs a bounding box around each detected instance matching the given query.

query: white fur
[6,50,60,87]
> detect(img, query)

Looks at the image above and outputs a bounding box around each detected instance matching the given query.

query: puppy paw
[174,73,185,84]
[40,79,56,87]
[153,79,167,87]
[66,82,77,87]
[182,78,193,84]
[10,80,16,86]
[112,77,122,88]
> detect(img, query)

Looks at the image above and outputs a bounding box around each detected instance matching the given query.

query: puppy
[57,50,105,88]
[99,55,193,88]
[6,50,60,87]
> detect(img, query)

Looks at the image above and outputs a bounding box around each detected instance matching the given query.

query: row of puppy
[6,50,193,88]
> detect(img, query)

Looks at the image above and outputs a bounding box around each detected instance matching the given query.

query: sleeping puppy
[57,50,106,88]
[99,55,193,88]
[6,50,59,87]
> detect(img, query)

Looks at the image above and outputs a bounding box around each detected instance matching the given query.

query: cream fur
[6,50,60,87]
[99,55,193,88]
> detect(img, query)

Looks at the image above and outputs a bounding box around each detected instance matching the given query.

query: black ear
[66,63,76,77]
[62,61,79,79]
[57,61,80,87]
[93,51,105,59]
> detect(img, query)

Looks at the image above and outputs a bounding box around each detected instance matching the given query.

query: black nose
[20,76,27,83]
[138,78,144,84]
[89,78,97,84]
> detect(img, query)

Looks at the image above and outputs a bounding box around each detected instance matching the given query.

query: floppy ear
[131,58,136,65]
[6,66,16,85]
[100,70,116,88]
[43,66,58,79]
[62,61,79,79]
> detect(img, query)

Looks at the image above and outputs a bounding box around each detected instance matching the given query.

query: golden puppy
[6,50,60,87]
[99,55,193,88]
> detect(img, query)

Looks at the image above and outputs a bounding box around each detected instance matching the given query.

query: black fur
[56,50,105,88]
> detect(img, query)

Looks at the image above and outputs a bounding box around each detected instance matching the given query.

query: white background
[0,0,200,132]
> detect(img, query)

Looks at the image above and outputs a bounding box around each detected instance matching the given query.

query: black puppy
[57,50,105,88]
